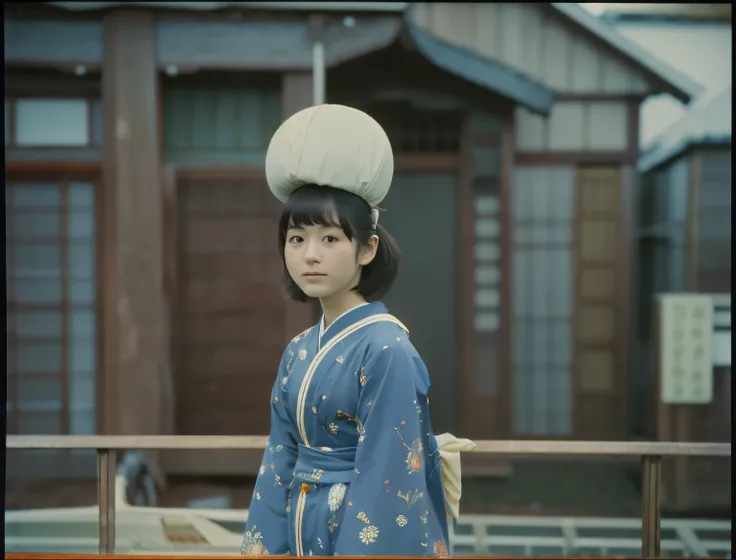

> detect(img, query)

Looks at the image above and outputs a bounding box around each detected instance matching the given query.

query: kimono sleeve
[241,356,298,556]
[334,343,445,555]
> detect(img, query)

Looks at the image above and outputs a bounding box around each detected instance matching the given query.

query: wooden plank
[4,19,103,66]
[183,345,283,375]
[547,102,585,151]
[6,435,729,457]
[515,152,637,166]
[162,448,265,476]
[180,182,278,216]
[514,106,547,151]
[457,118,477,439]
[498,113,515,440]
[5,70,101,98]
[395,153,460,172]
[175,175,286,440]
[569,32,600,92]
[182,217,279,251]
[183,252,282,281]
[184,280,284,314]
[542,16,570,90]
[410,4,655,96]
[156,17,401,71]
[180,314,284,346]
[587,101,628,151]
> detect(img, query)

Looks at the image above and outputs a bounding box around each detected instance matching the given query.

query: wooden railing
[5,436,731,558]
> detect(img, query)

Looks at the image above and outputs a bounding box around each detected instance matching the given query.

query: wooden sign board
[658,294,714,404]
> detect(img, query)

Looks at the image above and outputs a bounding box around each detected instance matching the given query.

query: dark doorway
[379,171,459,434]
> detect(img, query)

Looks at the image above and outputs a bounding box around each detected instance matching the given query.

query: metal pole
[310,15,326,105]
[97,448,117,554]
[641,455,662,557]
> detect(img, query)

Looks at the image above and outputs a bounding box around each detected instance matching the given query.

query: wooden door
[174,173,285,437]
[379,171,459,435]
[574,167,625,439]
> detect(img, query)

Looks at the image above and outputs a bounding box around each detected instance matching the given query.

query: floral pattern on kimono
[332,340,449,555]
[241,302,449,557]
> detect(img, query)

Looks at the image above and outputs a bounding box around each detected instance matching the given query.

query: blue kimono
[241,302,450,557]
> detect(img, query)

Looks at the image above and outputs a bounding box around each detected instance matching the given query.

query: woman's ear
[358,235,379,266]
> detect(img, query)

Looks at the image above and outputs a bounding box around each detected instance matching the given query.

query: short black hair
[278,184,400,302]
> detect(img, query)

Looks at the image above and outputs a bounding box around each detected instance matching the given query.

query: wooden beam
[100,9,166,444]
[5,16,401,71]
[6,435,731,456]
[498,110,514,440]
[4,19,103,67]
[515,151,637,166]
[156,17,400,72]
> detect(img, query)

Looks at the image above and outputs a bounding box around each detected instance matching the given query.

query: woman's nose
[303,239,321,262]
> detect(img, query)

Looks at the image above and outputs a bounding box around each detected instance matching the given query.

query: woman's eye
[324,236,339,243]
[288,236,303,244]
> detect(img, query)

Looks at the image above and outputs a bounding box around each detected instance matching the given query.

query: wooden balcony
[5,435,730,558]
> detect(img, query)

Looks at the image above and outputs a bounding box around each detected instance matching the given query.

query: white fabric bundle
[435,432,476,520]
[265,104,394,207]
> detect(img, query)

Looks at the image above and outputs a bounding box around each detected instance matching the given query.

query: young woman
[241,104,473,557]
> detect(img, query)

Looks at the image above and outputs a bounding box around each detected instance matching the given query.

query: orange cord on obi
[300,483,310,494]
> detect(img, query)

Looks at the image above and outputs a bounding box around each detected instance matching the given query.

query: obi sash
[289,437,475,519]
[291,445,357,486]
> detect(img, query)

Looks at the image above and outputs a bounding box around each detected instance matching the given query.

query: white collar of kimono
[319,302,371,346]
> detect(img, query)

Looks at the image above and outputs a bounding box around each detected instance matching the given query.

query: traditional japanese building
[5,1,701,480]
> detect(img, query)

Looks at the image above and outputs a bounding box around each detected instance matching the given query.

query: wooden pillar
[101,9,167,441]
[281,72,320,342]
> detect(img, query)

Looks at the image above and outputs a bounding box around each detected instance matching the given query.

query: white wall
[609,21,732,146]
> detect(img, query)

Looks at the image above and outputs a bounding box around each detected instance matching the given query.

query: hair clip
[371,206,380,230]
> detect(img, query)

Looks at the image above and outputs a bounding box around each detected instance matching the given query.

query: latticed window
[511,167,575,436]
[6,181,98,437]
[365,102,463,154]
[162,79,282,164]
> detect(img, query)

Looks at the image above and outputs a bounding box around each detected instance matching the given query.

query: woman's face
[284,223,377,300]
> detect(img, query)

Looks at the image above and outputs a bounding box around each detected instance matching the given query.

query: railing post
[97,448,117,555]
[641,455,662,557]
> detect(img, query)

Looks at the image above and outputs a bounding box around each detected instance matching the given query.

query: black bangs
[279,184,365,241]
[277,183,400,302]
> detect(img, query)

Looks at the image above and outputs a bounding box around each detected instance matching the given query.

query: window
[15,99,89,147]
[162,84,282,164]
[366,102,463,153]
[6,181,98,436]
[5,97,101,149]
[512,167,575,436]
[697,152,732,293]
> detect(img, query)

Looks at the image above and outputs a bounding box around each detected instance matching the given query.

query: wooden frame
[5,96,100,152]
[5,65,105,444]
[455,103,514,475]
[10,434,729,556]
[507,93,640,442]
[4,165,104,456]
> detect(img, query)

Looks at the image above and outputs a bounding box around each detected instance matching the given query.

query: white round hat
[265,104,394,206]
